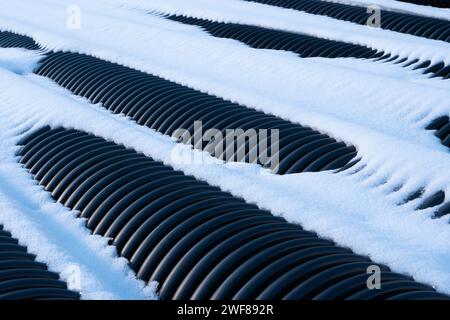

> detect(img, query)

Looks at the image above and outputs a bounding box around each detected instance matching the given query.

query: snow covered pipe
[0,224,80,300]
[0,31,39,50]
[1,23,450,81]
[33,51,357,174]
[167,15,384,59]
[414,116,450,218]
[243,0,450,43]
[165,15,450,80]
[16,127,450,300]
[1,31,448,210]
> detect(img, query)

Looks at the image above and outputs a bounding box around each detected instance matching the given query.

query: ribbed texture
[0,224,79,300]
[166,15,450,80]
[397,0,450,8]
[427,116,450,145]
[34,51,358,174]
[243,0,450,43]
[0,31,39,50]
[415,116,450,217]
[17,127,449,300]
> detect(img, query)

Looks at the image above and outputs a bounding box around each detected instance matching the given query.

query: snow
[0,48,42,74]
[0,0,450,297]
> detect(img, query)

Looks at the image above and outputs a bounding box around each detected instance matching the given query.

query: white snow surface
[0,0,450,296]
[0,48,42,74]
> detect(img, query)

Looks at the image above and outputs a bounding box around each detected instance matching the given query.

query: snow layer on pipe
[0,54,449,294]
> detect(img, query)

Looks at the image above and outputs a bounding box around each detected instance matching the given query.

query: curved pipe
[17,127,448,300]
[0,225,79,300]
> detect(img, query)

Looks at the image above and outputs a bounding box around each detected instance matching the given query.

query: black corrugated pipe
[0,224,79,300]
[16,126,449,300]
[167,15,384,60]
[0,31,40,50]
[32,51,358,174]
[410,116,450,217]
[397,0,450,8]
[3,19,450,82]
[427,115,450,147]
[165,15,450,80]
[242,0,450,43]
[0,31,360,174]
